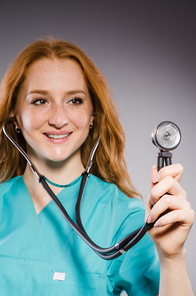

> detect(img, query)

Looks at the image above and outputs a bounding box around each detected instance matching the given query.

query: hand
[146,164,195,259]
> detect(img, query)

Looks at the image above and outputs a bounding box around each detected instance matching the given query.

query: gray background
[0,0,195,294]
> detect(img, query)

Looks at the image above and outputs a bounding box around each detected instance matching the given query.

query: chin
[39,146,81,165]
[43,157,67,168]
[47,155,69,163]
[46,152,76,164]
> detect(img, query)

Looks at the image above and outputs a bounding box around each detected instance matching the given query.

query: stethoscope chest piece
[151,121,182,171]
[151,121,181,151]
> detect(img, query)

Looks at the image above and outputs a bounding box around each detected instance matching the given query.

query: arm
[146,164,195,296]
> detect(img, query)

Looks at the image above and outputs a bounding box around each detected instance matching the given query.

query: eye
[31,98,47,105]
[69,97,83,105]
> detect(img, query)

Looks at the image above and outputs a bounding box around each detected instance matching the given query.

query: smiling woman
[0,39,137,200]
[0,38,194,296]
[14,58,94,172]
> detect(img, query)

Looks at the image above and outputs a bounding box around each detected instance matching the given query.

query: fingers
[146,163,188,224]
[150,176,187,206]
[152,163,183,184]
[146,163,195,257]
[147,195,193,227]
[154,208,195,228]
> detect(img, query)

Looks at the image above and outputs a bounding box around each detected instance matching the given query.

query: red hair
[0,38,140,198]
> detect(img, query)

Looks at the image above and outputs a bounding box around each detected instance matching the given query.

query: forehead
[23,58,87,89]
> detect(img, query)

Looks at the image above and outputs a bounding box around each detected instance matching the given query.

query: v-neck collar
[16,175,83,262]
[21,174,83,216]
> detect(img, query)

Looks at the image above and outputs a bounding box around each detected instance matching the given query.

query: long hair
[0,38,140,198]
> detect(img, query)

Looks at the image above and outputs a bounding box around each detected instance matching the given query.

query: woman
[0,39,194,295]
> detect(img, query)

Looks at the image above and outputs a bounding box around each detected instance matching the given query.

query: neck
[23,154,84,214]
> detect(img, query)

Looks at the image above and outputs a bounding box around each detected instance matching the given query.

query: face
[14,58,94,167]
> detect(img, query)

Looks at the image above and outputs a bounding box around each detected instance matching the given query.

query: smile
[45,133,70,139]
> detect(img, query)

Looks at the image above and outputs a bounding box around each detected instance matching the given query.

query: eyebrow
[26,90,47,97]
[26,89,87,97]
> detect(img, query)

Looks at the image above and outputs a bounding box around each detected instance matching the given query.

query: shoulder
[0,175,23,190]
[88,174,144,208]
[87,174,145,230]
[0,176,24,201]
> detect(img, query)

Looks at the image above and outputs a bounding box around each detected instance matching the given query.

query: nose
[48,105,69,128]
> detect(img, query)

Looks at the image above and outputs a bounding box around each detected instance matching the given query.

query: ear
[10,110,15,118]
[91,113,94,124]
[9,110,19,127]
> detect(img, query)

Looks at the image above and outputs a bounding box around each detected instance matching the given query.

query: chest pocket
[49,267,103,296]
[0,257,51,296]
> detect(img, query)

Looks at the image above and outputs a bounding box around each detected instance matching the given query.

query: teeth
[46,134,69,139]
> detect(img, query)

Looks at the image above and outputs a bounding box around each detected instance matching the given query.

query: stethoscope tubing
[74,171,154,259]
[40,173,153,260]
[3,117,168,260]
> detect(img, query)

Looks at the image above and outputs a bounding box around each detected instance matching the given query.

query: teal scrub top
[0,174,160,295]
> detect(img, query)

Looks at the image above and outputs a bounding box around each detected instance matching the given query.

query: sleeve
[106,204,160,296]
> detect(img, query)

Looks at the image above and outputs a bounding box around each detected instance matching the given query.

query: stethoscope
[3,117,181,260]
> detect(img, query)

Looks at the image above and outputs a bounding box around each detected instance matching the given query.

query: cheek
[71,110,92,129]
[18,109,44,132]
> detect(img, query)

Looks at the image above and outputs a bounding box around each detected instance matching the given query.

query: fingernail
[153,173,160,183]
[147,215,152,224]
[151,198,155,206]
[154,221,159,227]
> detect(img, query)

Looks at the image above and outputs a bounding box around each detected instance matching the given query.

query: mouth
[44,133,71,139]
